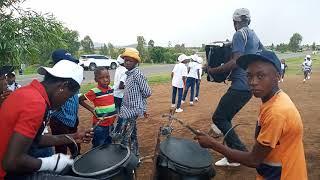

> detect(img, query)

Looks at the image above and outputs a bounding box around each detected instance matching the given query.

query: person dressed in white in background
[182,54,201,106]
[302,55,312,82]
[171,54,189,113]
[194,56,203,102]
[6,71,21,91]
[113,55,127,113]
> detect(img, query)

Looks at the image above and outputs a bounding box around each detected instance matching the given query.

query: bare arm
[79,95,95,115]
[3,133,42,173]
[171,72,174,80]
[195,134,272,168]
[207,52,242,74]
[119,81,125,89]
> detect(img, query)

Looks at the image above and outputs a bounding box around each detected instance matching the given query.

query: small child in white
[171,54,189,113]
[6,71,21,91]
[302,55,312,82]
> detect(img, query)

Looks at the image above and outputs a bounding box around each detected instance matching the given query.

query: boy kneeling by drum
[0,61,93,179]
[195,50,307,180]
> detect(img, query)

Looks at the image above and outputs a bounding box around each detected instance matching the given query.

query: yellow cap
[121,48,141,63]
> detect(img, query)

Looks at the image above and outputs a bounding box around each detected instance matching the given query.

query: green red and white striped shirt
[84,85,117,126]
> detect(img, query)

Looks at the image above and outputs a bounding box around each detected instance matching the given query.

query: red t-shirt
[0,80,50,178]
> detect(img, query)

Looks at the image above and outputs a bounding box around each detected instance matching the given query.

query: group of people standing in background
[171,54,203,113]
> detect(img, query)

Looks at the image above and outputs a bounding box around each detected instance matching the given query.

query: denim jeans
[212,88,252,151]
[172,86,183,109]
[28,147,54,158]
[118,116,139,157]
[114,97,123,113]
[195,79,200,98]
[92,125,114,148]
[182,77,196,102]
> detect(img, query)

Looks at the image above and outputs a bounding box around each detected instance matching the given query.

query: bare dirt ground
[78,72,320,180]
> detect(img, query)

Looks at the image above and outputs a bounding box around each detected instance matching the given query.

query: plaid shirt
[51,93,79,127]
[119,67,152,119]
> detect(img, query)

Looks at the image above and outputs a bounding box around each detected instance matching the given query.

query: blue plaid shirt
[119,67,152,119]
[51,93,79,127]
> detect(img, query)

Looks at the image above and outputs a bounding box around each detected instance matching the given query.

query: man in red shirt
[0,60,93,179]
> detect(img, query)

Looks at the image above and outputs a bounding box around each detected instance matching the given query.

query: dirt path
[78,72,320,180]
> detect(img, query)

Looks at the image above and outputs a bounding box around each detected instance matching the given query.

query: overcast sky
[22,0,320,47]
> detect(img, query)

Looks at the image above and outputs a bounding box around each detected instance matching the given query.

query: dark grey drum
[156,136,215,180]
[71,144,139,180]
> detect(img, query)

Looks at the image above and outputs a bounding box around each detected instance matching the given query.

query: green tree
[276,43,289,53]
[136,36,146,62]
[99,43,108,55]
[311,42,316,51]
[288,33,302,52]
[148,39,155,48]
[81,35,94,54]
[108,42,117,58]
[270,43,275,51]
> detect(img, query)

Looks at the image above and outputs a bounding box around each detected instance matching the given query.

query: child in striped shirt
[80,67,117,148]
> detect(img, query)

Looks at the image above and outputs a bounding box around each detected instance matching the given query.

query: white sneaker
[195,97,199,102]
[190,102,194,106]
[303,79,306,82]
[215,157,240,167]
[281,79,284,82]
[175,108,183,113]
[171,104,176,108]
[181,100,185,104]
[307,76,310,80]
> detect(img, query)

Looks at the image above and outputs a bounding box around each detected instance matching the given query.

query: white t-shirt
[7,83,21,91]
[113,66,127,98]
[187,61,201,79]
[172,63,188,88]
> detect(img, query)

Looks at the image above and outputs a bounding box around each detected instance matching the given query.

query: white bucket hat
[117,55,124,64]
[178,54,188,62]
[38,60,84,85]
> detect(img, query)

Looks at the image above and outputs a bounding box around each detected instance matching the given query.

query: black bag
[205,41,232,83]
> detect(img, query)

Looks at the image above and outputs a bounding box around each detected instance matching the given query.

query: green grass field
[80,73,171,93]
[77,54,318,93]
[284,55,319,75]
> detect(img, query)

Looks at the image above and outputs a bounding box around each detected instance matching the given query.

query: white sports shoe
[181,100,185,104]
[171,104,176,108]
[307,76,311,80]
[215,157,240,167]
[303,79,306,82]
[195,97,199,102]
[175,108,183,113]
[281,79,284,82]
[190,102,194,106]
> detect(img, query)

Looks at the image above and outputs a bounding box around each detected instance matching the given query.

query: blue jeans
[92,125,113,148]
[195,79,200,98]
[182,77,196,102]
[119,116,139,157]
[172,86,183,109]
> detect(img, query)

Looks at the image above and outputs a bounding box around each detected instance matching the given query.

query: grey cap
[233,8,251,22]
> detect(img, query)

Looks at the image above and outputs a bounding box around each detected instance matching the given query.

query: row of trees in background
[0,0,80,66]
[1,0,319,67]
[269,33,318,53]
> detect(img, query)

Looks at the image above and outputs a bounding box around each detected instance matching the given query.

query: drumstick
[92,113,108,130]
[162,114,200,135]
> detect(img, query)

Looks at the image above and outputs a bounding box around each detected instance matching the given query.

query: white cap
[197,57,203,64]
[306,55,311,59]
[233,8,251,22]
[38,60,84,85]
[117,55,124,64]
[178,54,188,62]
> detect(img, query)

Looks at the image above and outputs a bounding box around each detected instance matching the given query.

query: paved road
[16,51,310,86]
[17,64,175,85]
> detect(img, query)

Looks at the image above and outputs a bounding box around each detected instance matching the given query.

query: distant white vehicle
[79,54,118,71]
